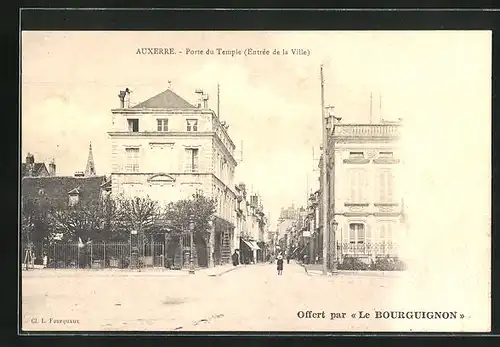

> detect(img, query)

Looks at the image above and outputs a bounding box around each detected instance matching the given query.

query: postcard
[20,30,491,333]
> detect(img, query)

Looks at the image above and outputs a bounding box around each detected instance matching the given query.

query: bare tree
[49,199,105,243]
[115,195,161,242]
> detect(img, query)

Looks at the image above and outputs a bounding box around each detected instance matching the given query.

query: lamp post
[332,219,339,270]
[189,215,195,274]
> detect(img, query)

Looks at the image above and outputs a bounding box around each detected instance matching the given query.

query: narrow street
[21,262,423,332]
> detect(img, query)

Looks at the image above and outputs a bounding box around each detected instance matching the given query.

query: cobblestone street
[22,262,476,332]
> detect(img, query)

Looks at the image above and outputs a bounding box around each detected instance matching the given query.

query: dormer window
[68,187,81,206]
[186,119,198,132]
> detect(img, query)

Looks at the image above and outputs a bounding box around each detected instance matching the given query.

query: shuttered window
[378,169,394,202]
[349,170,366,203]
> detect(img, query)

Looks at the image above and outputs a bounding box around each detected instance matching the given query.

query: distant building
[21,153,55,178]
[108,87,238,267]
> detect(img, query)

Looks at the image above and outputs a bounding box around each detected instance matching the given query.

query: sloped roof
[21,176,107,208]
[132,89,196,109]
[21,163,49,178]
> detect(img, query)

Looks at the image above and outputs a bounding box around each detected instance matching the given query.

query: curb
[299,263,310,276]
[207,265,244,277]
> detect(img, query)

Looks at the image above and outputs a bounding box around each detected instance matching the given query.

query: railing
[334,124,401,138]
[21,241,165,270]
[339,241,399,257]
[336,241,406,271]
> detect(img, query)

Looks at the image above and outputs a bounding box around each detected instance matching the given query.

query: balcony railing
[333,124,401,138]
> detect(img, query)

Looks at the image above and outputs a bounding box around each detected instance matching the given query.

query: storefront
[240,238,260,264]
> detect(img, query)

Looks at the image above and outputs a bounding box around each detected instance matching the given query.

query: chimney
[118,90,126,108]
[118,88,131,108]
[49,159,56,176]
[26,153,34,165]
[124,88,131,108]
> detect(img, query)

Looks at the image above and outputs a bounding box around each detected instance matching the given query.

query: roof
[21,176,107,208]
[21,163,49,178]
[132,89,196,109]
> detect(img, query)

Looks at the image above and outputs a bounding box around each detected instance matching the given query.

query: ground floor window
[349,223,365,244]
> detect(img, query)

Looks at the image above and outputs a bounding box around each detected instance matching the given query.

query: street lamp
[188,215,195,274]
[332,220,338,271]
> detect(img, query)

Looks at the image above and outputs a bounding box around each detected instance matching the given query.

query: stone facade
[108,88,238,267]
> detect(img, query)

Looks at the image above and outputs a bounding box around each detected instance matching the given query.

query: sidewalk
[300,263,407,278]
[22,264,246,277]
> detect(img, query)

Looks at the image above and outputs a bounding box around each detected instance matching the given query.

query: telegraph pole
[320,65,329,276]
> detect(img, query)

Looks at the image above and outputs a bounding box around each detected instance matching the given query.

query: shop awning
[242,239,260,251]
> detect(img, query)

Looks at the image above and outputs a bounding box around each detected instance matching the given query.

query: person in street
[276,254,284,275]
[232,250,239,266]
[286,254,290,264]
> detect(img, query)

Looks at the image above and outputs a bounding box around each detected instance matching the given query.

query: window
[379,152,393,158]
[125,148,140,172]
[185,148,199,172]
[349,170,366,203]
[378,170,394,202]
[157,118,168,131]
[128,119,139,132]
[378,222,394,242]
[349,151,364,159]
[186,119,198,132]
[349,223,365,244]
[68,194,79,206]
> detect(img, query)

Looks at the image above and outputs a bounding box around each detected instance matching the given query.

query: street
[21,262,460,332]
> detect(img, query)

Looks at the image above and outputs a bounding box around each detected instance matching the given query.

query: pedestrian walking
[232,251,239,266]
[276,254,284,275]
[286,254,290,264]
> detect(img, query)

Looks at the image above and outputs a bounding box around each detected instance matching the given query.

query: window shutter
[387,171,393,203]
[350,171,356,202]
[379,171,386,202]
[379,223,386,241]
[387,222,393,242]
[357,224,365,243]
[184,149,191,172]
[193,149,199,171]
[365,224,372,243]
[349,224,356,243]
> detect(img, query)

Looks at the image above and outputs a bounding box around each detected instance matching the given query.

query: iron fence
[338,241,400,258]
[336,241,406,271]
[21,241,165,270]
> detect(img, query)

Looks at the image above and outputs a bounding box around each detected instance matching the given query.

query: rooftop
[132,89,196,109]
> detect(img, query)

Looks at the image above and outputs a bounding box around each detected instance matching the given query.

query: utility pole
[320,65,329,276]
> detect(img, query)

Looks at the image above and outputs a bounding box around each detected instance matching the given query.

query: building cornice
[108,131,214,137]
[335,212,402,217]
[111,108,214,115]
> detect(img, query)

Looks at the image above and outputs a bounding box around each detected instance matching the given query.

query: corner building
[108,87,237,267]
[327,121,405,265]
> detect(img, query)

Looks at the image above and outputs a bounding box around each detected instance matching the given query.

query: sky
[21,31,491,239]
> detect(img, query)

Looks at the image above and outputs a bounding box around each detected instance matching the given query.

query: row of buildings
[277,118,406,268]
[21,87,271,268]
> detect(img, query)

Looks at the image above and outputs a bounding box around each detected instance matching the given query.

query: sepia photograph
[20,30,491,333]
